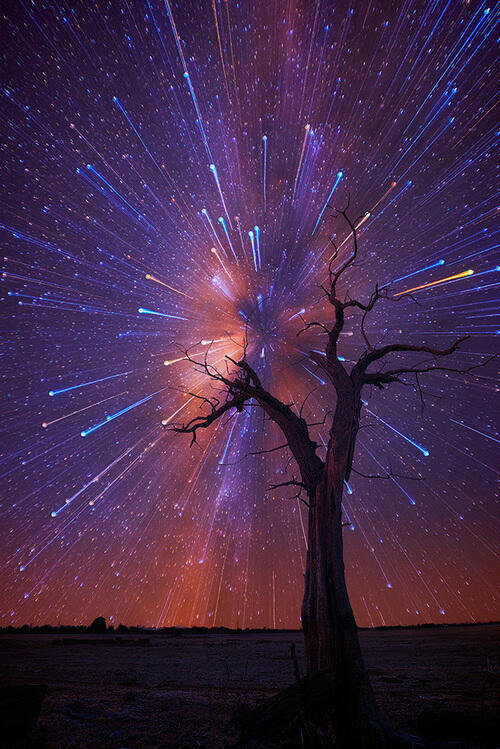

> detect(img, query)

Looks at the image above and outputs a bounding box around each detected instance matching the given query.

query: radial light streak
[312,170,343,234]
[161,396,196,426]
[449,418,500,444]
[81,388,168,437]
[210,164,232,229]
[211,246,233,281]
[394,269,474,296]
[49,371,132,396]
[138,307,188,320]
[201,208,226,254]
[254,225,261,269]
[145,274,194,299]
[262,135,267,213]
[382,259,445,288]
[42,392,127,428]
[248,230,257,272]
[292,124,311,204]
[364,406,430,457]
[217,217,238,262]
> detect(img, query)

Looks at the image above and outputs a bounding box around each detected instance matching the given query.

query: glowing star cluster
[1,1,498,630]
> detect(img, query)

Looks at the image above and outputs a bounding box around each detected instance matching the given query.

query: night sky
[2,0,499,630]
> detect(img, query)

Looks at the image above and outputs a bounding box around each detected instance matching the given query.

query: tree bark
[301,390,391,747]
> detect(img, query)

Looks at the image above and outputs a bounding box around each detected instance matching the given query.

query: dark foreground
[0,625,498,748]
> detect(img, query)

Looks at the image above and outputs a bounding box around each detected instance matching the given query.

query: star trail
[1,0,499,630]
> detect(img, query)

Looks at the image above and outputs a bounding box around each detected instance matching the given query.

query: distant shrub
[88,616,106,633]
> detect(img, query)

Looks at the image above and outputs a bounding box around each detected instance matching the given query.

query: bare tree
[168,205,488,747]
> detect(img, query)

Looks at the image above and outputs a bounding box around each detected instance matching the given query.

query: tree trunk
[301,392,391,747]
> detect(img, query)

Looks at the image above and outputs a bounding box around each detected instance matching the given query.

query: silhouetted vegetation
[1,620,497,635]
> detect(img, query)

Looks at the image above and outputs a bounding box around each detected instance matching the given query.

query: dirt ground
[0,624,498,748]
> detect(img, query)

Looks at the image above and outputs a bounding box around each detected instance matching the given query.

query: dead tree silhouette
[168,204,489,748]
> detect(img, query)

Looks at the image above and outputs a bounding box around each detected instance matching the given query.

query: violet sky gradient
[1,0,499,628]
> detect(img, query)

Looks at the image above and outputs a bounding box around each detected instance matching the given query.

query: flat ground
[0,625,498,748]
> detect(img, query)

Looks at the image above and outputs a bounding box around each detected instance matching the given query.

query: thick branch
[363,356,493,389]
[249,443,289,456]
[170,353,324,493]
[296,316,330,337]
[329,202,360,287]
[351,467,423,481]
[267,479,307,491]
[354,336,469,379]
[168,392,248,446]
